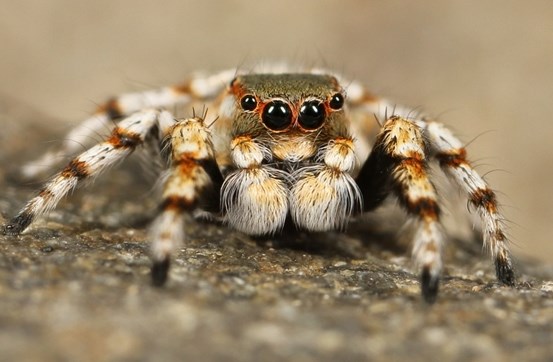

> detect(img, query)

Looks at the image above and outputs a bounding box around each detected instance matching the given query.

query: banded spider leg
[21,69,236,179]
[5,110,175,235]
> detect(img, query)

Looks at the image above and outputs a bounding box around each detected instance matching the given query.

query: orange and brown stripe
[107,127,143,149]
[403,196,440,221]
[436,148,468,168]
[97,98,124,120]
[470,187,498,214]
[61,159,90,180]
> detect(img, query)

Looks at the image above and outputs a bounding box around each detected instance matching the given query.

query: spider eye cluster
[239,92,345,132]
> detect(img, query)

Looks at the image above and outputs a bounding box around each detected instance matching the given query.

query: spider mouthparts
[151,258,170,287]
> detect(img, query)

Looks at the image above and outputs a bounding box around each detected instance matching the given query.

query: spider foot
[3,213,33,236]
[421,267,439,304]
[151,257,170,287]
[495,257,516,287]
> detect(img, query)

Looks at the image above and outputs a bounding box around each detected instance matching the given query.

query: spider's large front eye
[262,101,292,131]
[298,100,325,130]
[240,95,257,111]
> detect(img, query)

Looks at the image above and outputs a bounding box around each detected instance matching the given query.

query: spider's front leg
[357,116,444,303]
[421,120,515,286]
[4,109,171,235]
[149,117,223,286]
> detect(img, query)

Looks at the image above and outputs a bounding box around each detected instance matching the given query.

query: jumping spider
[3,65,515,302]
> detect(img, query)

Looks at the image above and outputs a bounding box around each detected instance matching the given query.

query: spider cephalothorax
[219,74,361,236]
[3,65,516,303]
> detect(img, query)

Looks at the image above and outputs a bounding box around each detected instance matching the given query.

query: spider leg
[4,109,174,235]
[149,117,223,286]
[356,116,443,303]
[344,80,418,165]
[21,69,236,179]
[346,80,416,121]
[419,120,515,286]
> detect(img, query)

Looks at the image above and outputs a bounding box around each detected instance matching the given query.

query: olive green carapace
[228,73,350,142]
[234,73,342,101]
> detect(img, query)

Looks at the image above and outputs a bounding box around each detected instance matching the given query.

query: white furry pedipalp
[221,167,290,235]
[290,165,362,231]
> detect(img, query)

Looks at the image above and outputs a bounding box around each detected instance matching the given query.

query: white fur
[21,114,110,178]
[169,118,214,161]
[27,177,78,216]
[423,119,511,259]
[231,138,270,169]
[383,118,425,158]
[149,209,185,262]
[188,69,236,98]
[424,121,464,151]
[118,88,189,114]
[20,110,162,223]
[322,138,357,172]
[290,165,361,231]
[221,167,290,235]
[412,220,444,279]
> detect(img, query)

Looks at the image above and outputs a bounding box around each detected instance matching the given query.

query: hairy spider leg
[149,116,223,286]
[420,120,515,286]
[5,110,175,235]
[357,116,444,303]
[21,69,236,179]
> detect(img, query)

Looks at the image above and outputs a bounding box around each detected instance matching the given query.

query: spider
[3,65,515,302]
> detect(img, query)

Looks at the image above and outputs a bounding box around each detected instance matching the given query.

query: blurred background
[1,1,552,263]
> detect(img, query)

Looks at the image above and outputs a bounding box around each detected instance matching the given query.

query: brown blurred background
[1,1,552,263]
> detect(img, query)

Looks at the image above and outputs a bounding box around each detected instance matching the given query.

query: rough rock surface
[1,105,552,362]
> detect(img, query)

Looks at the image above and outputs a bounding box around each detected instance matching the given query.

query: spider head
[227,73,348,162]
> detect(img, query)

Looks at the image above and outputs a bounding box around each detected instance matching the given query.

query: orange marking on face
[229,78,248,99]
[272,133,317,161]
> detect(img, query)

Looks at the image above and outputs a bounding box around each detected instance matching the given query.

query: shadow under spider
[250,216,408,261]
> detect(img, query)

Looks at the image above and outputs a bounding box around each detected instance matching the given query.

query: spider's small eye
[240,95,257,111]
[262,101,292,131]
[329,93,345,110]
[298,100,325,130]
